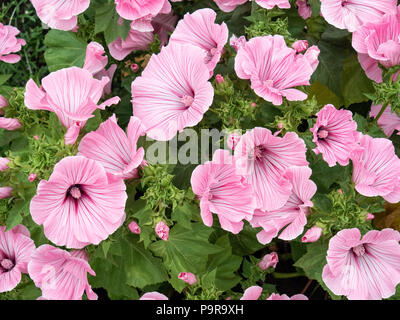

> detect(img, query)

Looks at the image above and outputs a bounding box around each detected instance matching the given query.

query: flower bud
[28,173,37,182]
[178,272,197,285]
[292,40,308,53]
[128,221,141,234]
[0,158,10,171]
[0,187,12,199]
[302,226,323,243]
[258,252,279,270]
[155,221,169,241]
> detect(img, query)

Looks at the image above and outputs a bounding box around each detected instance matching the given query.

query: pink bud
[230,34,246,52]
[0,118,21,130]
[251,102,257,108]
[278,123,283,129]
[178,272,197,285]
[215,74,225,84]
[71,25,79,33]
[155,221,169,241]
[366,213,375,221]
[0,95,7,109]
[28,173,37,182]
[131,63,139,72]
[34,135,39,140]
[227,132,241,150]
[258,252,279,270]
[128,221,141,234]
[0,187,12,199]
[0,158,10,171]
[338,189,343,195]
[291,40,308,53]
[302,226,323,243]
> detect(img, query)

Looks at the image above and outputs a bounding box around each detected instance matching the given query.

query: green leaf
[308,81,343,107]
[308,0,321,17]
[229,223,264,256]
[171,202,197,229]
[0,74,12,86]
[310,157,348,193]
[6,200,29,230]
[44,30,86,72]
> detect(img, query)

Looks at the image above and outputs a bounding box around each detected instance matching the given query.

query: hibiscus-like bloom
[258,252,279,270]
[250,166,316,244]
[0,158,9,172]
[151,11,178,46]
[240,286,263,300]
[255,0,290,10]
[213,0,248,12]
[234,127,308,211]
[352,12,400,83]
[25,67,120,145]
[0,187,12,199]
[155,221,169,241]
[370,104,400,137]
[131,43,214,141]
[191,149,256,234]
[322,228,400,300]
[0,23,26,64]
[83,42,108,75]
[169,9,228,72]
[296,0,311,20]
[28,245,97,300]
[351,134,400,203]
[108,29,154,61]
[178,272,197,285]
[140,291,169,300]
[0,225,35,293]
[320,0,397,32]
[79,114,145,179]
[30,156,127,249]
[267,293,308,300]
[235,35,319,105]
[302,225,323,243]
[115,0,171,32]
[30,0,90,31]
[310,104,359,167]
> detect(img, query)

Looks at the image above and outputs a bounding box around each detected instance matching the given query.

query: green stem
[374,101,390,123]
[272,272,305,279]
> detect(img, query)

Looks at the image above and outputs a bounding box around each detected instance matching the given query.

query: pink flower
[131,63,140,72]
[25,67,120,145]
[140,291,168,300]
[0,225,35,293]
[310,104,359,167]
[227,131,241,150]
[151,11,178,46]
[230,34,246,52]
[28,245,97,300]
[78,114,145,179]
[258,252,279,270]
[366,213,375,221]
[94,64,118,96]
[28,173,37,182]
[213,0,248,12]
[191,149,256,234]
[108,29,154,61]
[255,0,291,10]
[0,187,12,199]
[302,226,323,243]
[267,293,308,300]
[296,0,311,20]
[128,221,141,234]
[370,104,400,137]
[250,166,316,244]
[83,42,108,76]
[178,272,197,285]
[292,40,308,53]
[0,23,26,63]
[235,35,319,105]
[155,221,169,241]
[0,158,10,172]
[216,74,225,84]
[353,12,400,83]
[322,228,400,300]
[320,0,397,32]
[234,127,308,211]
[30,156,127,249]
[240,286,263,300]
[169,9,228,72]
[131,43,214,141]
[30,0,90,31]
[351,134,400,203]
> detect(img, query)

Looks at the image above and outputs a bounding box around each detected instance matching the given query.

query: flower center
[68,185,82,200]
[317,129,329,139]
[1,258,14,270]
[352,244,366,257]
[253,146,266,160]
[181,95,194,107]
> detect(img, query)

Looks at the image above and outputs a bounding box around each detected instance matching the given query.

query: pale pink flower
[267,293,308,300]
[296,0,311,20]
[131,43,214,141]
[108,29,154,61]
[302,226,323,243]
[178,272,197,285]
[322,228,400,300]
[230,34,246,52]
[128,221,141,234]
[28,173,37,182]
[140,291,168,300]
[351,134,400,203]
[83,42,108,76]
[235,35,318,105]
[25,67,120,145]
[169,8,228,72]
[258,252,279,270]
[234,127,308,211]
[227,132,241,150]
[0,225,35,293]
[255,0,290,10]
[310,104,359,167]
[30,156,127,249]
[292,40,308,53]
[303,45,320,72]
[0,187,12,199]
[30,0,90,31]
[28,245,97,300]
[216,74,225,84]
[213,0,248,12]
[320,0,397,32]
[370,104,400,137]
[352,12,400,83]
[151,11,178,46]
[0,158,9,172]
[78,114,145,179]
[94,64,118,96]
[155,221,169,241]
[250,166,316,244]
[366,213,375,221]
[240,286,263,300]
[0,23,26,63]
[191,149,256,234]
